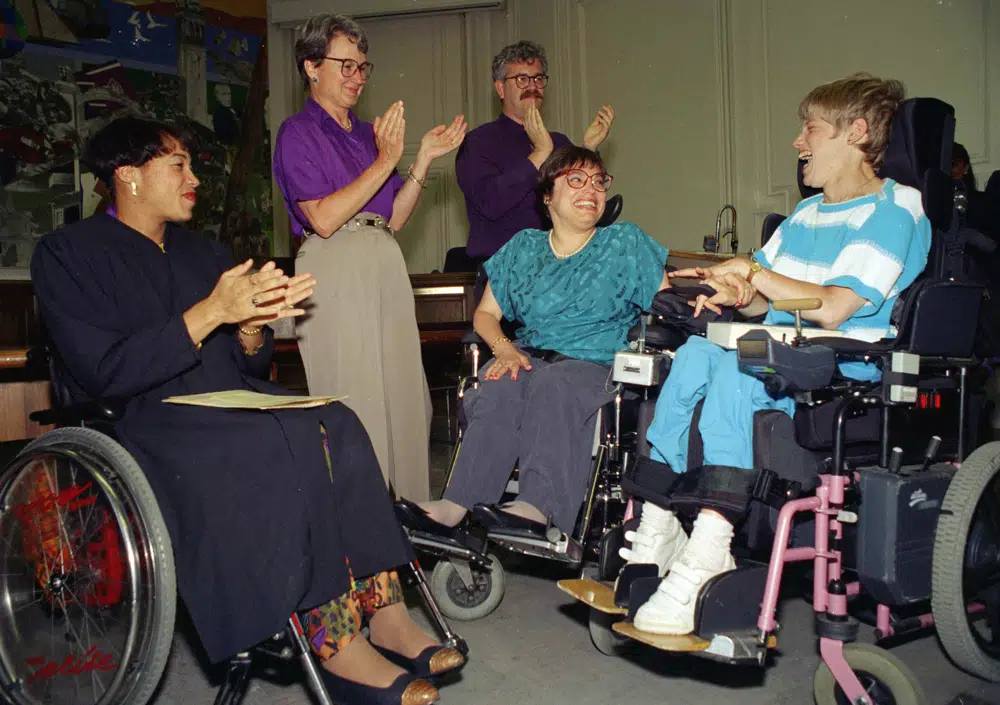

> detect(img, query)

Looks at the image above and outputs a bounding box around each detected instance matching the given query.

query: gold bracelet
[406,166,428,189]
[239,324,262,337]
[491,335,511,352]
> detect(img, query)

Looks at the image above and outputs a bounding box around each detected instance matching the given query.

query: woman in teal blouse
[404,145,670,534]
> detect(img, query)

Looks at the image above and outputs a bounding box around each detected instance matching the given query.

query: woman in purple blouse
[273,14,466,503]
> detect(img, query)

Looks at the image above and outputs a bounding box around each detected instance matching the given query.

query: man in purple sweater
[456,40,616,265]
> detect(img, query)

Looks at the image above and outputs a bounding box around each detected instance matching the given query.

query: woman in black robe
[30,117,463,705]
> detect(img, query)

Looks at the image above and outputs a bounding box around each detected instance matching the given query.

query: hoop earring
[130,182,137,197]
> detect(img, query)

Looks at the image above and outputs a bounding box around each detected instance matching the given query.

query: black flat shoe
[318,668,439,705]
[373,643,467,679]
[472,503,548,533]
[394,499,457,537]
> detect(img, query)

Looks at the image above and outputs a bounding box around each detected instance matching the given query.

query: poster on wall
[0,0,270,275]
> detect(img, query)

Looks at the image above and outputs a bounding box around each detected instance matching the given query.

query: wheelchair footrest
[556,578,626,615]
[405,529,491,569]
[611,622,778,664]
[486,528,583,563]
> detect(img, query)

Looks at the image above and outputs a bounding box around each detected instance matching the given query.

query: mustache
[521,90,543,100]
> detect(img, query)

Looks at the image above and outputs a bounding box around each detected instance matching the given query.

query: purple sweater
[455,114,571,259]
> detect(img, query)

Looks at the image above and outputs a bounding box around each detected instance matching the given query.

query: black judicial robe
[30,213,413,663]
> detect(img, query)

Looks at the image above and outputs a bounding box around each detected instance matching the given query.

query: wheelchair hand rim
[0,446,159,705]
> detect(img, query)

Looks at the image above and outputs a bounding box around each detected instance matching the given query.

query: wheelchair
[556,96,1000,704]
[0,375,468,704]
[396,194,638,622]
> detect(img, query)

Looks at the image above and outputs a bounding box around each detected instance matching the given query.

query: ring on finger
[251,294,260,306]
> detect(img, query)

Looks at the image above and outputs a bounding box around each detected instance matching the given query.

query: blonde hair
[798,72,905,169]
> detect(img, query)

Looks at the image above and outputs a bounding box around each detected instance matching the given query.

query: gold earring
[130,182,137,197]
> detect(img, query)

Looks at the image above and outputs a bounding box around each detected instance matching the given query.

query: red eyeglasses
[556,169,613,192]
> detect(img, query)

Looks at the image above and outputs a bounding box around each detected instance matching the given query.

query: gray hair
[491,40,547,82]
[295,14,369,88]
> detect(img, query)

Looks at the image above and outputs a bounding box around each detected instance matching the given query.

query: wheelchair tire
[0,427,177,705]
[429,553,505,621]
[932,441,1000,682]
[588,608,630,657]
[812,643,926,705]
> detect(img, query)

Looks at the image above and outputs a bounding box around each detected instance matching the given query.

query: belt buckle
[373,216,387,229]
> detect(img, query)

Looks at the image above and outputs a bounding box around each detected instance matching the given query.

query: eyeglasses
[557,168,613,192]
[504,73,548,89]
[323,57,375,80]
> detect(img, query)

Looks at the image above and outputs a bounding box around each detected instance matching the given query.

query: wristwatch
[746,261,763,284]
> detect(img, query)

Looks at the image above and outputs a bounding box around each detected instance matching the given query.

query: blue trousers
[646,336,796,473]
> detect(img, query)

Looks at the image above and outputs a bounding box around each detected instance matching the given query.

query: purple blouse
[272,99,405,237]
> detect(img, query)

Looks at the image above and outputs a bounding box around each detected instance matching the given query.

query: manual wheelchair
[0,376,467,705]
[557,96,1000,705]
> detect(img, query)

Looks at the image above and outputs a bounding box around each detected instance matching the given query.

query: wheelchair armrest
[30,399,126,427]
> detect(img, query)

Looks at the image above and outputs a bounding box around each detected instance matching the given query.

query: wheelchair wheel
[0,428,176,705]
[812,643,926,705]
[588,608,630,657]
[429,553,505,621]
[932,441,1000,681]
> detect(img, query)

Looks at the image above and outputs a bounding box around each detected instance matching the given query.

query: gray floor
[149,562,1000,705]
[144,436,1000,705]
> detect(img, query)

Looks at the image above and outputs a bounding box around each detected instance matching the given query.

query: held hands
[374,101,406,168]
[417,114,468,162]
[209,260,316,328]
[582,104,615,151]
[669,266,756,317]
[483,342,533,381]
[524,104,554,156]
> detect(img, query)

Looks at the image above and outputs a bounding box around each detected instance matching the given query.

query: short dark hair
[953,142,977,191]
[491,40,547,82]
[295,14,369,88]
[534,145,606,205]
[84,116,190,189]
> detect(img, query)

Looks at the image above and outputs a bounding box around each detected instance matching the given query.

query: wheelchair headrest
[796,97,956,232]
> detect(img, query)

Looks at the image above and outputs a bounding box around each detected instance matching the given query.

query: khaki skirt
[295,214,432,501]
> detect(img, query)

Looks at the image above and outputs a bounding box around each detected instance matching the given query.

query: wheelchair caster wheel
[429,553,505,621]
[813,644,926,705]
[588,607,630,657]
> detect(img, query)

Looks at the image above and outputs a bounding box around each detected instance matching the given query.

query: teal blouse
[484,221,669,365]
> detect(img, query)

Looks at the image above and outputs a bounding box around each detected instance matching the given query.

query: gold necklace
[549,228,597,259]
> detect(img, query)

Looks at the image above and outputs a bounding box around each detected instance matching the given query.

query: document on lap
[164,391,346,409]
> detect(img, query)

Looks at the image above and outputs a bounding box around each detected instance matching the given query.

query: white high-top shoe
[618,502,688,578]
[633,511,736,635]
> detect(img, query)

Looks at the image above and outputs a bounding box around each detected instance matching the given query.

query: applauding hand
[374,101,406,168]
[582,104,615,151]
[209,260,315,326]
[418,114,468,162]
[524,104,554,156]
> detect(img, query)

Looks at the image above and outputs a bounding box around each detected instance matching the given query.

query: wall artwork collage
[0,0,272,275]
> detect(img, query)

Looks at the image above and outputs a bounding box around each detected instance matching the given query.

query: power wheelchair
[0,366,468,705]
[555,96,1000,704]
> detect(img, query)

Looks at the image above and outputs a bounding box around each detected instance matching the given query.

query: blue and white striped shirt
[753,178,931,379]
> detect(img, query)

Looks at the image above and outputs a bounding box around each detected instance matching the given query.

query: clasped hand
[668,265,756,318]
[210,260,317,328]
